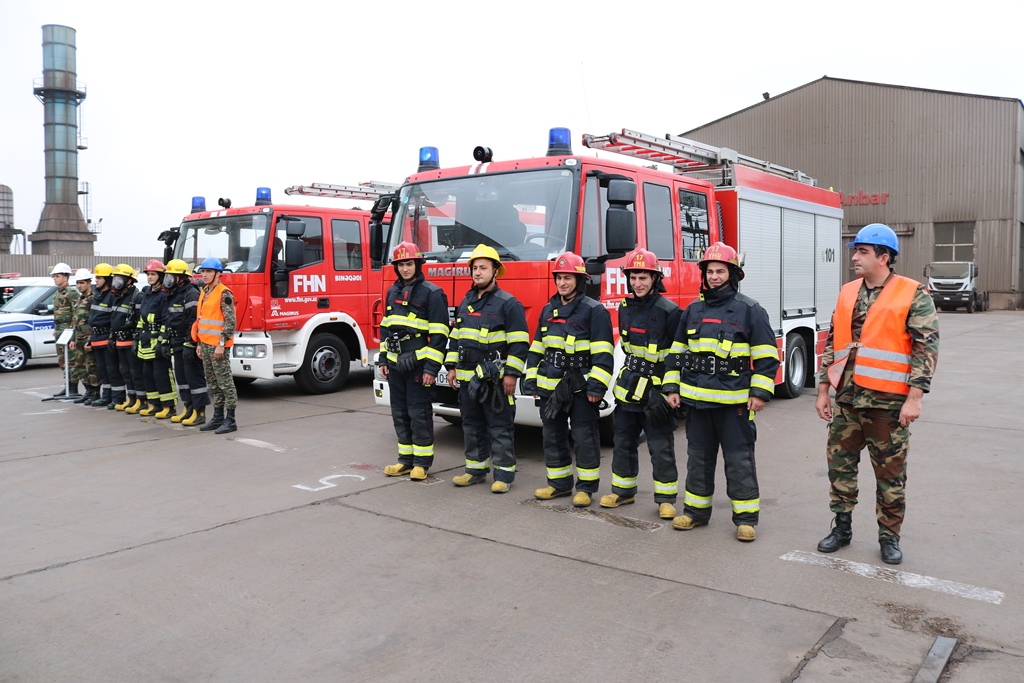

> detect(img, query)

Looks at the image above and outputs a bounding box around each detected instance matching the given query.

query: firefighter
[445,244,529,493]
[49,262,80,397]
[379,242,450,480]
[68,269,100,404]
[665,243,780,542]
[85,263,116,408]
[815,224,939,565]
[524,252,614,507]
[600,248,682,519]
[193,257,239,434]
[135,260,176,417]
[110,264,144,412]
[163,259,209,426]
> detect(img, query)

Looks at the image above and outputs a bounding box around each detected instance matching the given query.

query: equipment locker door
[738,200,782,332]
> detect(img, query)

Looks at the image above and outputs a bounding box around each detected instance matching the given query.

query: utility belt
[143,323,161,333]
[624,354,664,377]
[458,346,503,365]
[112,329,135,342]
[678,352,745,375]
[91,326,110,336]
[385,332,427,354]
[544,349,591,370]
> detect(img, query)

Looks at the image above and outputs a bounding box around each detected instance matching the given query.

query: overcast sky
[2,0,1022,258]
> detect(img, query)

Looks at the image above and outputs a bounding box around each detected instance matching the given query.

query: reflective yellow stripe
[507,331,530,344]
[684,490,713,508]
[591,341,613,355]
[444,351,459,364]
[504,356,526,373]
[653,480,678,495]
[428,322,450,336]
[455,369,476,382]
[536,376,560,390]
[466,458,490,471]
[416,347,444,363]
[529,340,545,353]
[547,466,573,479]
[612,474,637,489]
[588,366,612,387]
[731,498,760,514]
[750,374,775,394]
[751,344,779,360]
[382,315,429,330]
[576,467,600,481]
[412,444,434,456]
[632,376,649,401]
[679,382,749,405]
[397,443,414,455]
[525,367,539,380]
[495,465,516,473]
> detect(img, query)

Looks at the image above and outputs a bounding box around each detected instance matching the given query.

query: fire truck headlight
[255,187,272,206]
[418,146,440,172]
[191,196,206,213]
[547,127,572,156]
[232,344,267,359]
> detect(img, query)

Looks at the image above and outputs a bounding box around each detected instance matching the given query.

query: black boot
[200,406,224,432]
[108,391,125,410]
[53,381,80,398]
[215,407,237,434]
[92,388,113,408]
[77,386,98,405]
[817,512,853,553]
[880,537,903,565]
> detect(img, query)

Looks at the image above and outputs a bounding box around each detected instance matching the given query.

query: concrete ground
[1,309,1022,682]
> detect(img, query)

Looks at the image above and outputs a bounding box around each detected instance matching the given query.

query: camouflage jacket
[72,289,94,338]
[819,274,939,410]
[52,285,79,330]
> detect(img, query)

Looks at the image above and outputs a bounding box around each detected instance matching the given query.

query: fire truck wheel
[294,333,349,394]
[439,415,463,426]
[0,338,28,372]
[966,296,976,314]
[776,333,807,399]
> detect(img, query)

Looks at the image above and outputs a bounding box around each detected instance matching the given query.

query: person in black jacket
[600,248,683,520]
[379,242,450,480]
[86,263,116,407]
[110,264,143,411]
[665,242,780,542]
[445,244,530,494]
[163,259,209,426]
[134,260,176,418]
[524,252,614,508]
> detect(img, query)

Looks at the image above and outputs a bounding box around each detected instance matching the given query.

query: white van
[0,280,59,372]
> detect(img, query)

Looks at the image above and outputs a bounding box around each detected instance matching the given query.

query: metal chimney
[27,25,96,256]
[0,184,24,254]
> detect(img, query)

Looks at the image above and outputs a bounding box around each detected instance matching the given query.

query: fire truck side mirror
[369,220,384,264]
[605,179,637,255]
[285,240,304,269]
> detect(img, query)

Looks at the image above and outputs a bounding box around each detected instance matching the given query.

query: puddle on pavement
[520,499,663,531]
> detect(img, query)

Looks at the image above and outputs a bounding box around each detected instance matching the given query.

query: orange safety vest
[830,275,917,395]
[193,283,234,347]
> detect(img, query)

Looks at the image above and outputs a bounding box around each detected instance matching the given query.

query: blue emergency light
[418,146,440,172]
[255,187,272,206]
[191,196,206,213]
[547,127,572,156]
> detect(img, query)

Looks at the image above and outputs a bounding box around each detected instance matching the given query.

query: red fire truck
[370,128,842,439]
[162,183,395,393]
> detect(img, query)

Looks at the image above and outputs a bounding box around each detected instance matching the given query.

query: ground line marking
[231,437,289,452]
[781,550,1004,604]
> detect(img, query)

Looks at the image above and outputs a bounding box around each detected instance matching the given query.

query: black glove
[542,376,574,420]
[465,375,492,405]
[644,388,673,427]
[157,340,171,360]
[132,339,139,355]
[396,351,417,375]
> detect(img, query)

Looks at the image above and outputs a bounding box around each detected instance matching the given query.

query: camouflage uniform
[71,289,99,388]
[52,284,79,377]
[819,275,939,540]
[199,285,237,409]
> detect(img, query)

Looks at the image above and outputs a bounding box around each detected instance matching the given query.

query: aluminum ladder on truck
[581,128,816,186]
[284,181,399,201]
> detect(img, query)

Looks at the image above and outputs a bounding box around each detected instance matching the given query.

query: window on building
[332,219,362,271]
[643,183,674,259]
[679,189,710,260]
[933,222,974,262]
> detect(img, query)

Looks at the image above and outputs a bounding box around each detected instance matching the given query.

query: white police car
[0,280,59,372]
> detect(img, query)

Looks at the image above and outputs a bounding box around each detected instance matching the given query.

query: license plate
[435,371,450,387]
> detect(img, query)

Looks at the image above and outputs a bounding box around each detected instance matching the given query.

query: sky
[2,0,1022,257]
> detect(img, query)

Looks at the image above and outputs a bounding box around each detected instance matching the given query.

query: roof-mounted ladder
[284,181,400,201]
[581,128,815,186]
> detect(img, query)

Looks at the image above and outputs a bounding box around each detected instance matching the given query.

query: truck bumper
[230,334,280,380]
[931,293,970,306]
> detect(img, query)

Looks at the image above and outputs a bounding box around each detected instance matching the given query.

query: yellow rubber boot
[181,408,205,426]
[383,463,413,477]
[124,398,143,414]
[491,481,511,494]
[171,406,191,423]
[155,405,173,419]
[452,473,487,487]
[659,503,677,519]
[599,494,635,508]
[572,492,592,508]
[534,486,572,500]
[114,397,132,411]
[736,525,757,542]
[138,401,157,416]
[672,514,708,530]
[410,466,427,481]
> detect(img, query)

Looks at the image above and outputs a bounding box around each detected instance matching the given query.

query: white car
[0,281,59,372]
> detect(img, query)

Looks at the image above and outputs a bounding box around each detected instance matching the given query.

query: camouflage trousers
[71,332,99,386]
[826,403,910,540]
[200,343,237,408]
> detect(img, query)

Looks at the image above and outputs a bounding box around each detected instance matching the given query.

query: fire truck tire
[776,333,807,399]
[966,296,976,314]
[0,338,28,372]
[294,333,349,394]
[439,414,463,426]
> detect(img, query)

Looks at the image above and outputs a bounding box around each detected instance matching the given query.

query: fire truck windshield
[384,169,575,264]
[175,213,272,274]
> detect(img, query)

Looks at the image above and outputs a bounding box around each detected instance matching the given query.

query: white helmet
[74,268,93,282]
[50,262,73,276]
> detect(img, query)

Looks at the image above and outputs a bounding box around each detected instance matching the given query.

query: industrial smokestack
[27,24,96,256]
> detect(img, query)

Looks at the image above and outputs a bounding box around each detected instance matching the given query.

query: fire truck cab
[165,185,391,394]
[371,129,842,439]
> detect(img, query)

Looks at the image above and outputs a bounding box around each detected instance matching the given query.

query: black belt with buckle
[683,352,744,375]
[544,349,591,370]
[459,346,502,364]
[625,354,664,377]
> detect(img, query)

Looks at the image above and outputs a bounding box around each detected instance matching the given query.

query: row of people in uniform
[379,225,938,564]
[49,257,240,434]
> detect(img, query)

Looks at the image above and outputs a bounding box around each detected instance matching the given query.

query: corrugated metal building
[683,76,1024,309]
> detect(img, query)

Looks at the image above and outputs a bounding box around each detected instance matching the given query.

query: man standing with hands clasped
[815,224,939,565]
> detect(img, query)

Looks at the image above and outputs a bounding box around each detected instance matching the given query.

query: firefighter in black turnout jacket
[86,263,116,407]
[135,260,176,418]
[664,242,779,542]
[163,259,209,426]
[525,252,614,508]
[445,244,530,494]
[600,248,683,519]
[379,242,450,480]
[110,263,144,411]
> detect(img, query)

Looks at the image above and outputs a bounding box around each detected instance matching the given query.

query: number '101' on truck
[370,128,844,439]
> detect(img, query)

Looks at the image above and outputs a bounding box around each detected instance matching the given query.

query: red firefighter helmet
[552,252,590,281]
[143,259,166,274]
[699,242,745,280]
[392,241,424,262]
[622,247,661,275]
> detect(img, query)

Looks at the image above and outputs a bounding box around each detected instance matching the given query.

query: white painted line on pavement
[293,474,366,491]
[781,550,1004,604]
[24,408,69,415]
[231,437,290,453]
[22,391,53,399]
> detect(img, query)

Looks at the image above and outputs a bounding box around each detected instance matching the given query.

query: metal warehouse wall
[683,77,1023,306]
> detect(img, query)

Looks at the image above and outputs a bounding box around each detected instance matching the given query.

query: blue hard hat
[199,257,224,272]
[846,223,899,255]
